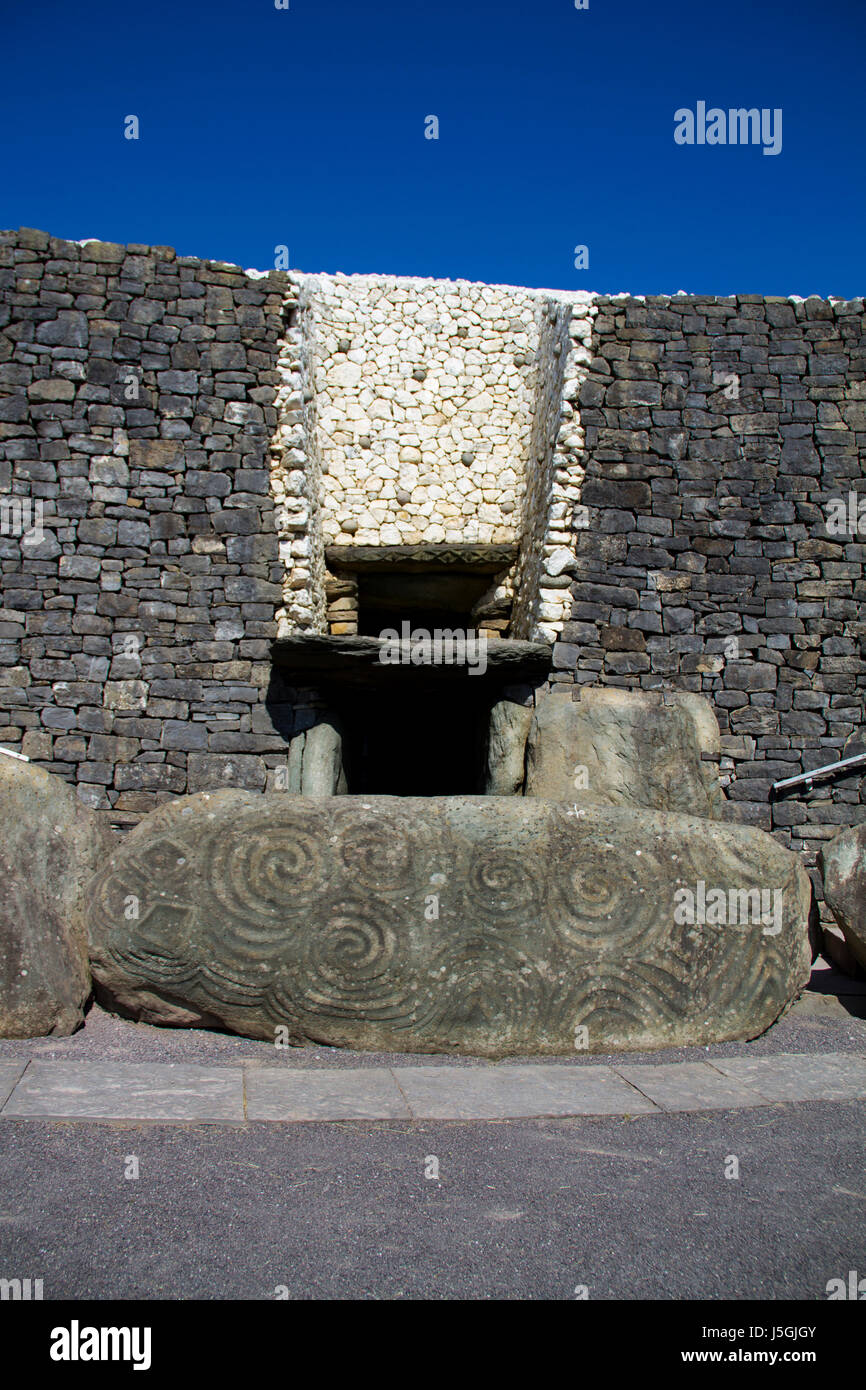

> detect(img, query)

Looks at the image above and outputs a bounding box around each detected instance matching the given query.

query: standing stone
[525,687,723,819]
[485,700,533,794]
[299,717,347,795]
[820,827,866,972]
[286,733,305,793]
[0,756,114,1036]
[87,790,810,1056]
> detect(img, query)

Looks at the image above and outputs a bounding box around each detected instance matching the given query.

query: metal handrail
[0,745,28,762]
[771,751,866,797]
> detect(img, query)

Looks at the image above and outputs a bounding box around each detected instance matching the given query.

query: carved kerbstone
[86,792,811,1056]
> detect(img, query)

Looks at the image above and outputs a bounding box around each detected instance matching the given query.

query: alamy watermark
[824,492,866,537]
[378,623,488,676]
[713,370,740,400]
[50,1322,151,1370]
[0,1276,43,1300]
[675,103,782,157]
[826,1269,866,1299]
[673,880,783,936]
[0,496,44,545]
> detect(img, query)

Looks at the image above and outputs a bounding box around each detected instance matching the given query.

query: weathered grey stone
[35,310,88,347]
[299,717,346,795]
[820,826,866,972]
[711,1052,866,1103]
[393,1064,657,1119]
[286,733,304,793]
[27,378,76,402]
[246,1067,410,1121]
[525,687,723,819]
[2,1061,244,1121]
[87,791,810,1055]
[325,543,518,572]
[485,700,532,794]
[616,1061,763,1112]
[820,921,864,978]
[20,528,62,560]
[0,756,113,1036]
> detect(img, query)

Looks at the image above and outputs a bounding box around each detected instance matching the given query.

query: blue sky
[2,0,864,296]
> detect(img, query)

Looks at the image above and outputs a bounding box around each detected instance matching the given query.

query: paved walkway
[1,1051,865,1123]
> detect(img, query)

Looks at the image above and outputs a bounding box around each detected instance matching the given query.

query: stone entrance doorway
[270,630,552,797]
[322,543,519,638]
[332,683,494,795]
[269,541,553,796]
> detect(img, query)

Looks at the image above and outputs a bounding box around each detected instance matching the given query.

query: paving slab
[245,1066,410,1121]
[615,1061,766,1112]
[712,1052,866,1103]
[391,1064,659,1120]
[0,1060,28,1107]
[1,1062,244,1122]
[2,1053,866,1125]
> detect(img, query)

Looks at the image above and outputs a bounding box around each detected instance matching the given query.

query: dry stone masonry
[0,226,864,941]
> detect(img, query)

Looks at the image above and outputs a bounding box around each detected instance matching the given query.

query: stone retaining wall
[0,227,294,818]
[1,228,864,898]
[540,292,866,911]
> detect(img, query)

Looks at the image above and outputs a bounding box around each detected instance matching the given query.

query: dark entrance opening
[336,683,494,795]
[355,569,493,638]
[268,640,552,795]
[270,545,552,796]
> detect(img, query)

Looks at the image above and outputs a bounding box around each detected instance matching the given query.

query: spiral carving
[85,791,809,1055]
[568,958,691,1039]
[270,897,426,1027]
[205,811,329,920]
[464,850,542,920]
[550,836,665,952]
[333,806,413,891]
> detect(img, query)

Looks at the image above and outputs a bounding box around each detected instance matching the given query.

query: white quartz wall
[271,271,597,640]
[511,294,598,641]
[271,278,326,636]
[306,273,541,548]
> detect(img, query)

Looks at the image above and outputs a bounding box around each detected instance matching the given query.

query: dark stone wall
[2,229,865,902]
[0,227,297,822]
[547,292,866,905]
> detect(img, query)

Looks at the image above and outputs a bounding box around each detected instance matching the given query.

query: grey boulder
[285,717,347,795]
[484,700,533,794]
[525,686,723,818]
[0,755,114,1036]
[820,826,866,972]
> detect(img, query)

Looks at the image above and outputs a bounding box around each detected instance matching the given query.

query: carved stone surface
[87,791,811,1056]
[325,543,519,572]
[0,757,114,1037]
[820,826,866,972]
[525,687,723,818]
